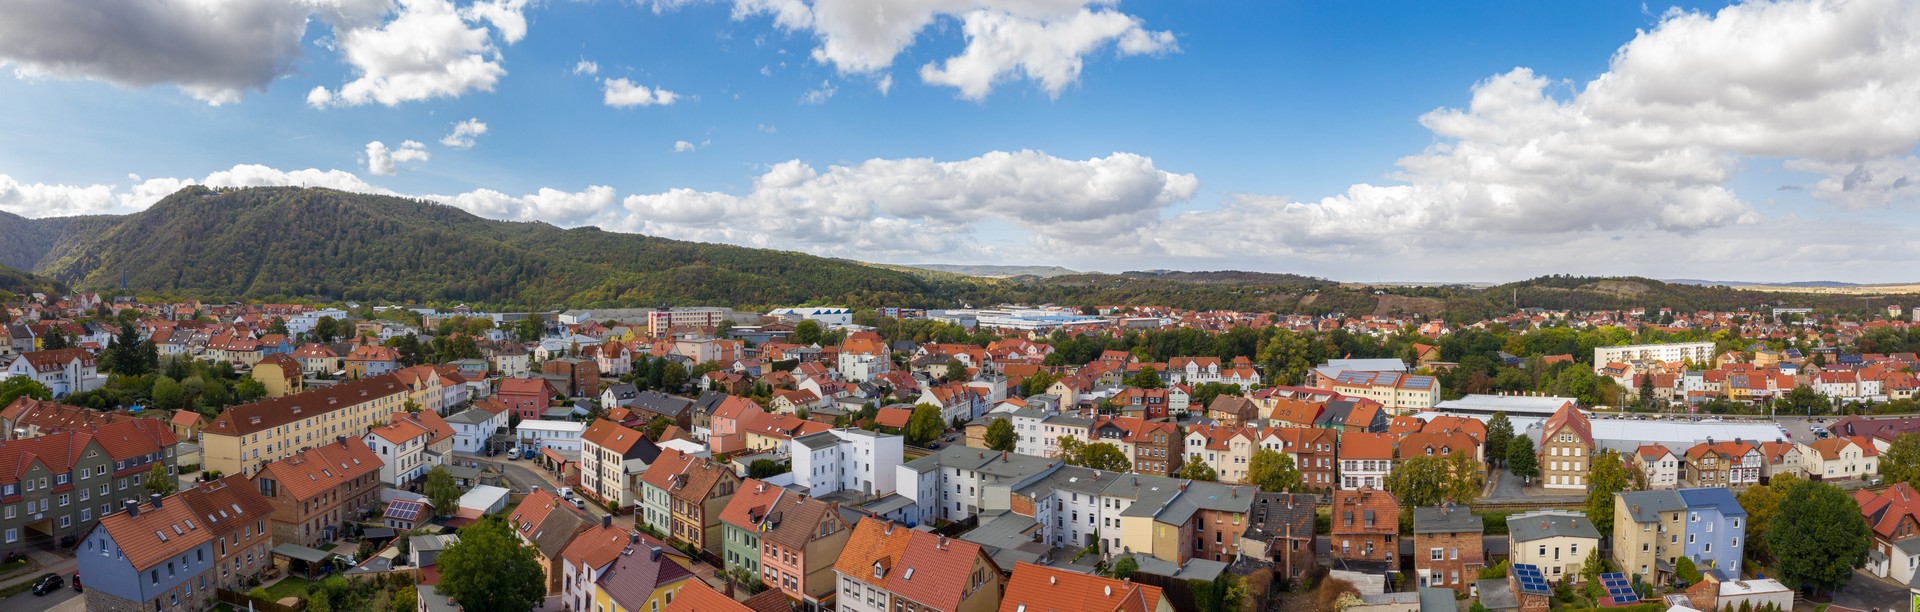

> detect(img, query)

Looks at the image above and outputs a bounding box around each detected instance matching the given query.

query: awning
[271,543,336,564]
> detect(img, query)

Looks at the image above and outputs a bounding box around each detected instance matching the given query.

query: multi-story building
[1757,440,1803,481]
[1339,432,1395,491]
[1330,371,1439,414]
[75,492,219,612]
[292,343,340,376]
[515,420,586,452]
[361,411,453,487]
[250,437,383,547]
[201,373,408,477]
[589,534,695,612]
[791,428,903,500]
[1011,411,1091,460]
[1413,504,1484,594]
[446,399,510,454]
[344,344,400,379]
[1614,488,1748,585]
[833,518,1004,612]
[755,489,854,609]
[559,518,632,612]
[838,337,891,383]
[647,307,730,337]
[719,479,786,584]
[1536,404,1594,490]
[497,377,557,421]
[1800,436,1880,481]
[637,449,740,555]
[1089,416,1180,477]
[2,396,145,439]
[1331,487,1400,571]
[3,347,105,397]
[1633,444,1680,489]
[508,488,592,595]
[1241,492,1317,585]
[1508,510,1601,582]
[89,473,277,603]
[1682,440,1761,487]
[0,418,177,549]
[1260,426,1337,491]
[1857,483,1920,588]
[1593,342,1716,366]
[1184,425,1256,483]
[579,419,661,512]
[1000,562,1169,612]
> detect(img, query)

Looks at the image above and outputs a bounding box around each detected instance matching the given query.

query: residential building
[1090,416,1180,477]
[1633,444,1680,489]
[1339,432,1395,491]
[1856,483,1920,588]
[0,418,177,549]
[362,411,454,487]
[1330,371,1439,414]
[1682,440,1761,488]
[1204,396,1260,427]
[637,449,740,554]
[1593,342,1716,366]
[664,581,793,612]
[1613,488,1748,585]
[292,343,340,376]
[839,337,891,383]
[250,437,382,547]
[4,347,105,397]
[1414,504,1484,594]
[75,491,222,612]
[1757,440,1803,481]
[201,373,409,477]
[1508,510,1601,582]
[580,419,662,512]
[1330,487,1399,570]
[589,536,696,612]
[834,518,1004,612]
[1260,427,1337,492]
[541,358,601,398]
[719,479,787,584]
[997,562,1170,612]
[2,396,145,439]
[1183,425,1255,483]
[1800,436,1880,481]
[707,395,768,454]
[497,377,559,421]
[755,489,854,609]
[791,428,903,500]
[446,399,509,454]
[559,518,633,612]
[344,344,400,379]
[1537,403,1594,490]
[250,353,304,398]
[508,488,592,594]
[1241,492,1317,584]
[515,420,587,452]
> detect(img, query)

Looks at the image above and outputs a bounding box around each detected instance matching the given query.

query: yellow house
[250,354,305,398]
[592,541,695,612]
[201,373,409,477]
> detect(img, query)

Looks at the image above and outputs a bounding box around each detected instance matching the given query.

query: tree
[235,378,268,403]
[1882,433,1920,488]
[1387,455,1448,508]
[1111,556,1139,580]
[794,320,824,345]
[1770,480,1871,594]
[1674,556,1702,585]
[984,418,1016,452]
[142,464,177,497]
[102,321,152,376]
[644,416,674,441]
[267,317,290,337]
[424,466,461,516]
[40,328,71,350]
[1505,436,1538,481]
[390,582,418,612]
[314,315,341,343]
[0,377,53,407]
[1058,438,1132,473]
[945,360,970,382]
[659,361,689,391]
[1584,450,1635,540]
[513,317,544,342]
[748,459,789,479]
[1124,366,1165,389]
[1443,450,1485,503]
[1246,448,1302,493]
[1485,412,1514,466]
[906,404,945,446]
[150,376,185,411]
[1019,370,1058,397]
[1178,455,1219,481]
[435,516,546,612]
[1737,474,1800,561]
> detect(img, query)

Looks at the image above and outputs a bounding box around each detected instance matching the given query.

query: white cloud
[0,0,313,104]
[441,118,489,148]
[0,163,397,218]
[603,78,679,107]
[799,80,835,104]
[365,140,430,175]
[432,185,620,226]
[756,123,778,133]
[728,0,1175,99]
[573,59,599,76]
[920,7,1175,100]
[309,0,528,108]
[673,140,698,153]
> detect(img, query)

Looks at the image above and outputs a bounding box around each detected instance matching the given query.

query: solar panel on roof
[1511,564,1551,596]
[1599,572,1638,601]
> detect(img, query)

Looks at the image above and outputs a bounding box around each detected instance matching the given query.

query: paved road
[455,452,618,526]
[1832,569,1910,611]
[0,566,81,612]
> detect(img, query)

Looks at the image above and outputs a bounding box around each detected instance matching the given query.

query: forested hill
[0,264,66,298]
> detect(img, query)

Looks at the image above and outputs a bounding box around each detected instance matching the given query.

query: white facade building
[1593,342,1716,366]
[446,406,508,454]
[515,420,586,452]
[789,428,904,499]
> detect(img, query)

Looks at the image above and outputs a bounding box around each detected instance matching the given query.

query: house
[1633,444,1680,489]
[707,396,768,454]
[250,353,305,398]
[1613,488,1749,586]
[516,419,587,452]
[0,418,178,549]
[917,383,985,425]
[498,377,560,421]
[1536,403,1594,490]
[740,412,834,455]
[201,373,410,477]
[1329,371,1439,414]
[1414,504,1484,594]
[509,488,593,594]
[4,347,105,397]
[251,437,383,547]
[791,428,903,499]
[1340,432,1395,491]
[1799,436,1880,481]
[839,337,892,383]
[2,396,145,439]
[636,449,740,555]
[344,344,401,379]
[1183,425,1256,484]
[1260,427,1338,492]
[1856,483,1920,589]
[75,477,274,612]
[1204,395,1259,427]
[589,534,696,612]
[292,343,341,376]
[751,488,855,608]
[580,419,662,513]
[998,562,1170,612]
[834,518,1005,612]
[719,479,789,585]
[363,411,454,487]
[1681,440,1761,488]
[541,358,601,398]
[1242,492,1317,585]
[1331,487,1400,571]
[1090,416,1179,477]
[1757,440,1803,481]
[664,580,794,612]
[559,518,636,612]
[447,399,510,454]
[1508,510,1600,582]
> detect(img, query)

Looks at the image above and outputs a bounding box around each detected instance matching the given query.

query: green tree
[267,317,290,337]
[423,466,461,516]
[659,361,689,391]
[1111,556,1139,580]
[102,321,152,376]
[984,418,1016,452]
[1778,385,1833,416]
[513,317,544,342]
[390,581,418,612]
[1246,448,1301,493]
[906,404,945,446]
[1674,556,1702,584]
[150,376,185,411]
[40,328,71,350]
[0,377,53,407]
[1770,480,1871,594]
[314,315,341,343]
[794,320,824,345]
[1737,474,1801,561]
[1058,438,1132,473]
[1485,412,1513,466]
[435,516,546,612]
[1584,450,1635,540]
[235,377,268,403]
[1177,455,1219,481]
[142,464,177,497]
[1124,366,1165,389]
[748,459,789,479]
[1505,436,1538,480]
[645,416,674,441]
[1387,455,1448,508]
[1443,450,1485,503]
[945,360,970,382]
[1881,433,1920,488]
[1019,370,1058,397]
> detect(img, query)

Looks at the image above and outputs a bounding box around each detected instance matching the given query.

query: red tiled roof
[252,438,381,501]
[1341,432,1395,460]
[999,562,1164,612]
[203,374,407,436]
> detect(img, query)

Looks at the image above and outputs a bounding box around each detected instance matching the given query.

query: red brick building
[1331,487,1400,571]
[250,437,383,546]
[1413,503,1484,594]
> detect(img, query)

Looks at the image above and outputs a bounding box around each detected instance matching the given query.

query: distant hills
[904,264,1081,278]
[1664,278,1862,288]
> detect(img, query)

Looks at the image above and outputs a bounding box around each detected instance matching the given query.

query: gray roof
[1156,481,1255,526]
[1894,536,1920,556]
[690,391,728,415]
[411,534,459,554]
[1675,487,1747,517]
[445,408,496,425]
[1506,510,1600,542]
[1113,474,1189,518]
[629,391,692,417]
[1474,579,1518,611]
[861,493,917,515]
[793,431,845,451]
[1618,490,1687,524]
[1413,504,1484,534]
[1418,587,1457,612]
[1013,465,1113,499]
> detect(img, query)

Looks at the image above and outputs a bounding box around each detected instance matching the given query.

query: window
[1430,548,1443,561]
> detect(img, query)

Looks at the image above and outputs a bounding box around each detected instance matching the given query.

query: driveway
[1831,569,1911,611]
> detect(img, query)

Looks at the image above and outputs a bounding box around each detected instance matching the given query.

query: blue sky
[2,0,1918,283]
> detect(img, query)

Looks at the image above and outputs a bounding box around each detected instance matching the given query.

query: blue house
[1675,487,1748,577]
[77,495,217,611]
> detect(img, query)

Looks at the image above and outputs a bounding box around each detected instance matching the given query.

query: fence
[217,588,307,612]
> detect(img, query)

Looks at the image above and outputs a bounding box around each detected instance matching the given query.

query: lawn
[260,576,312,600]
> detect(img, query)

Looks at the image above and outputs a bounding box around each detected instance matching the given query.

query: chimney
[1000,451,1008,463]
[150,493,163,509]
[124,499,140,519]
[602,514,612,529]
[630,532,639,545]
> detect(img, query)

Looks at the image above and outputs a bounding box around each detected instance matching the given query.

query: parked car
[571,498,586,509]
[559,487,574,499]
[71,571,81,592]
[30,573,64,595]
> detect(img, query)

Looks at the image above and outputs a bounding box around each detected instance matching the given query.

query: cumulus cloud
[673,141,698,153]
[603,78,679,107]
[441,118,489,148]
[572,59,599,76]
[309,0,530,108]
[0,164,396,218]
[719,0,1176,99]
[431,185,619,226]
[0,0,313,104]
[365,140,430,175]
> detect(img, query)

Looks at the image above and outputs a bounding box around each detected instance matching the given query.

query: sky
[2,0,1919,284]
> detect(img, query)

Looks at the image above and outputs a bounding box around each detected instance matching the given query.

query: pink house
[708,396,767,454]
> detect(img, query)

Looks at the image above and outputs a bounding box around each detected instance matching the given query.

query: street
[454,452,617,525]
[0,569,82,612]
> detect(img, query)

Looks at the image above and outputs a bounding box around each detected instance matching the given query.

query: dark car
[29,572,63,595]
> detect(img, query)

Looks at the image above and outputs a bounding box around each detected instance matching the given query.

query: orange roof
[665,580,793,612]
[998,562,1165,612]
[875,407,913,429]
[558,523,632,572]
[367,414,431,445]
[1341,432,1395,460]
[204,374,407,436]
[717,478,786,531]
[1542,403,1592,446]
[834,518,995,611]
[1330,487,1400,536]
[253,438,382,501]
[581,419,649,454]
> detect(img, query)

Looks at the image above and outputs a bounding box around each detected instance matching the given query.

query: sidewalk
[0,553,73,594]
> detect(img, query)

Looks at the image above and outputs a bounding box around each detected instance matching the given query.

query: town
[0,295,1917,612]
